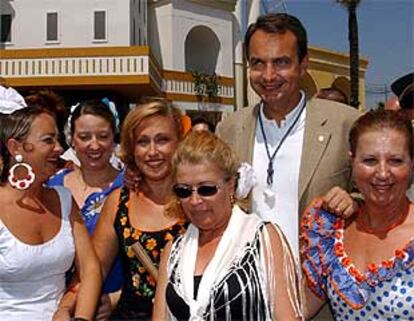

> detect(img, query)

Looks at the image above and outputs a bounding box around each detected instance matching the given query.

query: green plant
[192,71,206,96]
[192,71,220,98]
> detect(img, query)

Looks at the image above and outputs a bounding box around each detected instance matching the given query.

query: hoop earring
[8,154,35,190]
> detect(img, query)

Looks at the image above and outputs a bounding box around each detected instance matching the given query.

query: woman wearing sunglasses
[92,99,187,320]
[153,131,302,321]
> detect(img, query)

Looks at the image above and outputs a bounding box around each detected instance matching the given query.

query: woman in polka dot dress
[302,110,414,321]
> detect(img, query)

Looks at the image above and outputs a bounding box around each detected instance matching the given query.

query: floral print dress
[302,199,414,321]
[111,186,187,320]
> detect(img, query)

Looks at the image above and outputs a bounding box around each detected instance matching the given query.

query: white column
[247,0,261,25]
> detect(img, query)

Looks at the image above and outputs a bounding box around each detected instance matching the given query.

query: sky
[262,0,414,108]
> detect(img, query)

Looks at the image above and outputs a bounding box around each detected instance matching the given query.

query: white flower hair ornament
[235,162,257,199]
[101,98,120,133]
[0,86,27,114]
[64,102,80,146]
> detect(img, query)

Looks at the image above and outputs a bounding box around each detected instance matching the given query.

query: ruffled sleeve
[301,198,341,300]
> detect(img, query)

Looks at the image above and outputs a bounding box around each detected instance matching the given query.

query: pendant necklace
[257,100,306,186]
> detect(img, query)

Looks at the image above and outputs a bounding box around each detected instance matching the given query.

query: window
[94,11,106,41]
[1,14,12,43]
[46,12,58,42]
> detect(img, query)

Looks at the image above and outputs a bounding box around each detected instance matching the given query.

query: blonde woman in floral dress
[93,99,187,320]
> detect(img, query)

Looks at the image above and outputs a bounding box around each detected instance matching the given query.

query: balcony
[0,46,163,98]
[0,46,234,110]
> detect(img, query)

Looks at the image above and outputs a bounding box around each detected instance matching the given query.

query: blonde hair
[172,131,239,180]
[166,131,240,219]
[120,98,183,172]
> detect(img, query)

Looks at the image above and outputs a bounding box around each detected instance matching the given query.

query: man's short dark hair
[244,13,308,63]
[316,87,349,105]
[191,115,215,133]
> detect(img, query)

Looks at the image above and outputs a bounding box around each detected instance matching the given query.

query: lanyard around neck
[258,100,306,186]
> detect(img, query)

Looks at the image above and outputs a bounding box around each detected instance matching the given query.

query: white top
[252,92,306,258]
[0,186,75,321]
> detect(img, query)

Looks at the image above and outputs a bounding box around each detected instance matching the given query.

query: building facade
[0,0,236,121]
[1,0,367,121]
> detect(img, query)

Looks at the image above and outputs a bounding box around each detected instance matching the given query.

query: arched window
[185,26,220,74]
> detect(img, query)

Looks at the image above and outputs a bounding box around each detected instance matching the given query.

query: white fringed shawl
[166,205,302,320]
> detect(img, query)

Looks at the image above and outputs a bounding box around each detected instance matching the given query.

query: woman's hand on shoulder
[322,186,358,219]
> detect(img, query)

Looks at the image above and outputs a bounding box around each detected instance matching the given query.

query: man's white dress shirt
[252,92,306,257]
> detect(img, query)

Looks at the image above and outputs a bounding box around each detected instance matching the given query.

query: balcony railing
[1,56,148,77]
[162,70,234,105]
[0,47,234,109]
[0,46,163,90]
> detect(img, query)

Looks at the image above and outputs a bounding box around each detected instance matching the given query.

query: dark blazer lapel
[298,99,331,202]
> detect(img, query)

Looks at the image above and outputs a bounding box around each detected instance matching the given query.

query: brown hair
[68,99,118,144]
[349,109,414,158]
[24,90,65,115]
[120,98,183,172]
[25,90,65,126]
[245,13,308,62]
[25,90,67,147]
[0,107,54,182]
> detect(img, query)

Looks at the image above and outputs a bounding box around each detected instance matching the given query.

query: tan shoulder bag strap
[131,241,159,282]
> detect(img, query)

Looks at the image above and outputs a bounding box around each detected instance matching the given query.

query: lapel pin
[318,135,324,142]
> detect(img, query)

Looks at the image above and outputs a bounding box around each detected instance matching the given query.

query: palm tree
[337,0,361,108]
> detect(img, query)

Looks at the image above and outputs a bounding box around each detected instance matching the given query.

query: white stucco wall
[2,0,131,48]
[149,0,234,76]
[148,2,174,68]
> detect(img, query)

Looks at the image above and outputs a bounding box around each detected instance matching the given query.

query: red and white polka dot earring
[8,154,35,190]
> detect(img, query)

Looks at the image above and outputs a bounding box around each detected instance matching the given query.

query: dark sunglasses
[173,184,220,199]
